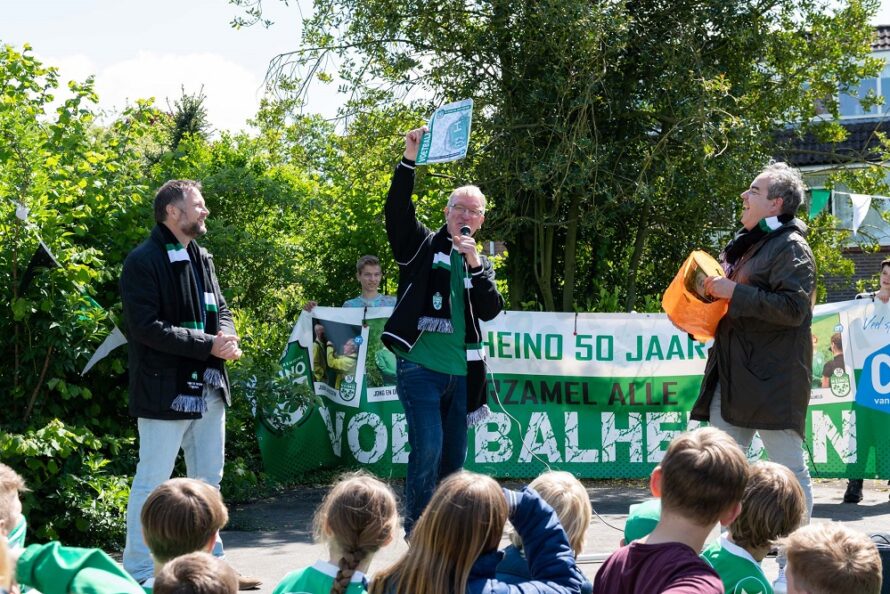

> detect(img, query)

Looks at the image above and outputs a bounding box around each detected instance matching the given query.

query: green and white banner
[255,300,890,482]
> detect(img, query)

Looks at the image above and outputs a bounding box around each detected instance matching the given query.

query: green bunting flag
[808,188,831,218]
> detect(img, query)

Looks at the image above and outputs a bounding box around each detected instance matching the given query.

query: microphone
[458,225,474,267]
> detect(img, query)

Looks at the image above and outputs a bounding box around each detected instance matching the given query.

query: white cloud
[101,51,262,133]
[46,51,264,133]
[874,1,890,25]
[48,53,98,85]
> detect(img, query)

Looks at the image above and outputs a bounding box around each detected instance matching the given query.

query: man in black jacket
[692,162,816,521]
[120,180,257,588]
[382,126,505,533]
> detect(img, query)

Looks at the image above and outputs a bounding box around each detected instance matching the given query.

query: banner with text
[255,300,890,482]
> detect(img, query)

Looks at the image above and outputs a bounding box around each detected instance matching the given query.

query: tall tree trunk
[561,192,581,312]
[507,245,526,308]
[533,195,556,311]
[625,201,650,312]
[13,219,20,395]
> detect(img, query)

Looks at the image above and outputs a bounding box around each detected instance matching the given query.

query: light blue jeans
[123,388,226,583]
[709,387,813,521]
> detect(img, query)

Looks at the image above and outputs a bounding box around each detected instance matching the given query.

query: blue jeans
[123,388,226,583]
[396,357,468,534]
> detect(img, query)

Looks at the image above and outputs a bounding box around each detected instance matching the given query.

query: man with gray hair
[690,161,816,588]
[381,126,505,533]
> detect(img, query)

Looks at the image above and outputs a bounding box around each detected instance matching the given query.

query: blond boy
[1,464,143,593]
[342,255,396,308]
[594,427,749,594]
[497,471,592,592]
[0,464,27,549]
[782,522,881,594]
[702,461,806,594]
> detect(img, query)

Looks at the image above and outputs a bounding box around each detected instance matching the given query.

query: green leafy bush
[0,420,134,549]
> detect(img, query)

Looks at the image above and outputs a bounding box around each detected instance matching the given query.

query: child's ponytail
[332,547,366,594]
[313,471,399,594]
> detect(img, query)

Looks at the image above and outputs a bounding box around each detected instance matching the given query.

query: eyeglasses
[449,204,484,217]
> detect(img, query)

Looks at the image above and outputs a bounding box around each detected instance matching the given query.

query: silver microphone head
[460,225,471,236]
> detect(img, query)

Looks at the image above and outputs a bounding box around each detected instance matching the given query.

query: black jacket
[381,159,504,353]
[120,225,234,419]
[691,219,815,437]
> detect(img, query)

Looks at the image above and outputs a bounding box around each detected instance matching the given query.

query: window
[839,56,890,119]
[839,77,878,117]
[803,172,890,246]
[832,186,890,245]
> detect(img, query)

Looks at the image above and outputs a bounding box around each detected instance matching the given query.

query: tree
[0,43,162,432]
[0,40,440,549]
[168,85,212,150]
[242,0,882,311]
[0,43,165,546]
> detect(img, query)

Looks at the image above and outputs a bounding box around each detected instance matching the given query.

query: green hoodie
[17,541,144,594]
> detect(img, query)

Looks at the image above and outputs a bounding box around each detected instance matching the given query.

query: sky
[0,0,338,132]
[2,0,890,133]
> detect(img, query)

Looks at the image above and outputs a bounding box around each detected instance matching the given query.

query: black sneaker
[843,479,864,503]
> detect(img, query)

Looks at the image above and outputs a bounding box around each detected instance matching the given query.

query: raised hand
[404,126,428,161]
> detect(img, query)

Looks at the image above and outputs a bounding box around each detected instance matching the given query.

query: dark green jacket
[691,219,816,437]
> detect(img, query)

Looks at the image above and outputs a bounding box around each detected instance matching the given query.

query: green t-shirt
[17,541,144,594]
[624,498,661,543]
[701,535,772,594]
[273,560,368,594]
[396,248,467,376]
[812,349,826,386]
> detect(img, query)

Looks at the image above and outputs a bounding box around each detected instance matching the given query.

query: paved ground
[223,478,890,593]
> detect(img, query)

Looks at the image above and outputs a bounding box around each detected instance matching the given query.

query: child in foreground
[273,471,399,594]
[496,471,593,593]
[140,478,230,591]
[369,470,583,594]
[0,538,11,594]
[701,461,806,594]
[593,427,749,594]
[782,522,882,594]
[0,465,27,552]
[153,552,238,594]
[0,463,143,594]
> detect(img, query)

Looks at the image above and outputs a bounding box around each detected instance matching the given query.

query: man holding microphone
[381,126,505,533]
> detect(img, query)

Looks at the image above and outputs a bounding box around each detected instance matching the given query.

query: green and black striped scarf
[418,229,490,425]
[158,224,224,413]
[720,213,793,277]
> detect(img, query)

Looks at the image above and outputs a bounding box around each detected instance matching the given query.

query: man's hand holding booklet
[662,250,728,342]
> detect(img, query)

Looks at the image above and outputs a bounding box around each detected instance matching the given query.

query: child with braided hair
[272,471,399,594]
